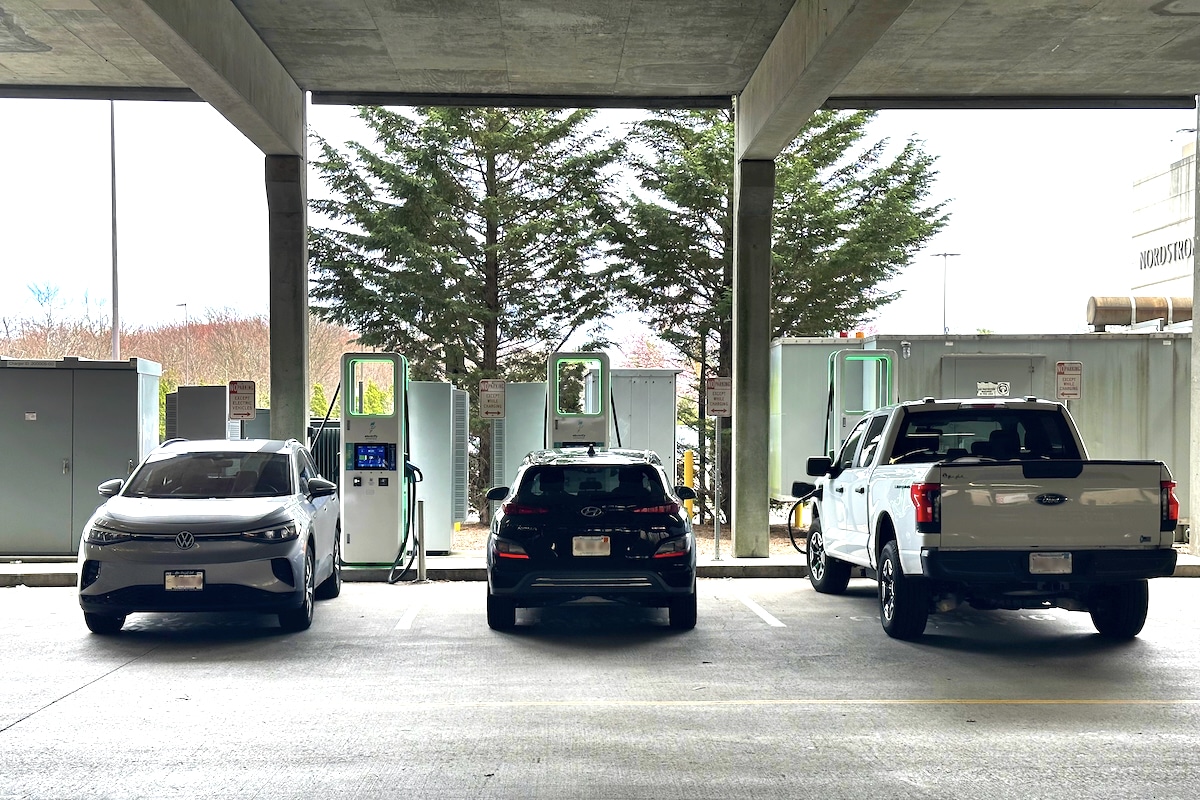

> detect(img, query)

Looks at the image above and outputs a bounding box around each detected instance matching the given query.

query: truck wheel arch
[873,515,896,569]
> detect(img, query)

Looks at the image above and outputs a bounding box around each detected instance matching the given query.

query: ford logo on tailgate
[1035,493,1069,506]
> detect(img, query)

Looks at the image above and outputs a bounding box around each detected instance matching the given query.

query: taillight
[633,502,680,514]
[910,482,940,533]
[653,538,689,558]
[492,538,529,559]
[502,503,549,515]
[1161,480,1179,532]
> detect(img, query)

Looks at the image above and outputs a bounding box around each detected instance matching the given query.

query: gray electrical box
[491,382,549,491]
[409,381,470,554]
[609,369,681,480]
[0,357,161,556]
[771,333,1193,526]
[173,385,230,439]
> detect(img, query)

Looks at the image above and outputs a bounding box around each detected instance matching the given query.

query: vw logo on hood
[1035,493,1069,507]
[580,506,604,518]
[175,531,196,550]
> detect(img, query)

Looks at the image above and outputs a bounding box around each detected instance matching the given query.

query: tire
[668,587,698,631]
[487,589,516,631]
[315,524,342,600]
[84,612,126,634]
[279,545,315,632]
[806,516,852,594]
[1089,580,1149,640]
[878,540,929,640]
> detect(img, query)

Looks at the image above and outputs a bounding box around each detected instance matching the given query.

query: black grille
[82,584,298,613]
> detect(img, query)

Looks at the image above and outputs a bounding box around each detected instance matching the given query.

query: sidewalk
[3,547,1197,588]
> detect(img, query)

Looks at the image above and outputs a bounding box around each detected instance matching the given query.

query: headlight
[241,522,299,542]
[86,519,132,545]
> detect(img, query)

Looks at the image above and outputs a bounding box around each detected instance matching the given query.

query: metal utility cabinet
[769,334,1192,528]
[0,357,161,556]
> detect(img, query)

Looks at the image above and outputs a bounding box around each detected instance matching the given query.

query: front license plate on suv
[573,536,611,557]
[165,570,204,591]
[1029,552,1072,575]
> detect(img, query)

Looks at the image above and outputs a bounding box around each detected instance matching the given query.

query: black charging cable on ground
[785,486,820,554]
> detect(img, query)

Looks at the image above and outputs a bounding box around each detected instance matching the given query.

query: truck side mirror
[806,456,833,477]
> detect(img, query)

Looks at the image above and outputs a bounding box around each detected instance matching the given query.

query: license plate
[165,570,204,591]
[572,535,611,557]
[1029,552,1072,575]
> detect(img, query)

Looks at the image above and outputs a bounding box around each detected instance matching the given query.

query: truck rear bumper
[921,548,1178,584]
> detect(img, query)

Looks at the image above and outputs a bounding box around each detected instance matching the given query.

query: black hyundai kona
[484,448,698,631]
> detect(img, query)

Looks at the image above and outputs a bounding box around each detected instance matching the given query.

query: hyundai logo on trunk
[1035,493,1068,506]
[580,507,604,518]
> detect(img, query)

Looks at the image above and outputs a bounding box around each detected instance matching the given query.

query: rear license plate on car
[573,536,611,557]
[165,570,204,591]
[1029,552,1072,575]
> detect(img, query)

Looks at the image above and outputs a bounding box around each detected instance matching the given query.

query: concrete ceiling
[3,1,1199,107]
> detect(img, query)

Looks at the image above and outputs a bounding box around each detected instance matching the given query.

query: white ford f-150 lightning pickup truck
[792,397,1179,641]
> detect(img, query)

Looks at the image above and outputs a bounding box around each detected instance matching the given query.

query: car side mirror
[806,456,833,477]
[97,478,124,498]
[307,477,338,499]
[485,486,509,501]
[675,486,697,501]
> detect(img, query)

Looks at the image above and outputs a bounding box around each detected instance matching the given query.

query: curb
[4,561,1198,588]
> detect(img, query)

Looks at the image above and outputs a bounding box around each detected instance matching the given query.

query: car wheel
[83,612,126,635]
[668,587,698,631]
[316,522,342,600]
[279,545,315,632]
[806,517,851,594]
[486,588,516,631]
[1089,580,1149,640]
[878,540,929,640]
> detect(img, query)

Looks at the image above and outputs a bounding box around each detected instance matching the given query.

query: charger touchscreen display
[354,444,394,470]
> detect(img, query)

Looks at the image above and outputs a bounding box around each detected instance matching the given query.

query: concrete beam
[94,0,304,156]
[737,0,912,160]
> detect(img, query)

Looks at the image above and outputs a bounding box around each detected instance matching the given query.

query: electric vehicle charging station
[340,352,411,566]
[826,349,898,456]
[546,352,611,448]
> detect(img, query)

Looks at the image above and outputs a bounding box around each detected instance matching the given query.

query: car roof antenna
[587,444,596,457]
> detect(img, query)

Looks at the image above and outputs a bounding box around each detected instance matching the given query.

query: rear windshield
[890,409,1081,464]
[516,465,668,504]
[123,451,293,498]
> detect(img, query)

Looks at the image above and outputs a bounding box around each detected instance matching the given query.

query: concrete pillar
[1191,97,1200,557]
[731,158,775,558]
[265,154,309,442]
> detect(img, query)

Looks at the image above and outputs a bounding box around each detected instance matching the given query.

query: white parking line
[737,596,786,627]
[394,605,421,630]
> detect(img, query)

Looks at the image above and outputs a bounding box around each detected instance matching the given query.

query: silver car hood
[95,496,298,534]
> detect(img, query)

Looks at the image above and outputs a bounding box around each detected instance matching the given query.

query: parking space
[2,577,1199,798]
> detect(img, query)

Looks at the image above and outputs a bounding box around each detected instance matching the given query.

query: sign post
[228,380,256,421]
[706,377,732,561]
[1055,361,1083,401]
[479,379,505,419]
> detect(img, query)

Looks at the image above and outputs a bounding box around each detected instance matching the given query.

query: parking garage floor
[2,577,1199,799]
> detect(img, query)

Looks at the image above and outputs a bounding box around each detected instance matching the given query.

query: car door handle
[855,487,866,494]
[835,486,845,493]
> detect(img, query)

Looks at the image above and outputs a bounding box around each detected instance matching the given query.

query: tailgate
[937,461,1164,550]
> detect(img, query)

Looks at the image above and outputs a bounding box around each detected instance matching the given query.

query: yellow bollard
[683,449,695,519]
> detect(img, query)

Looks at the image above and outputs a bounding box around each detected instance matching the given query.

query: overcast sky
[0,98,1195,338]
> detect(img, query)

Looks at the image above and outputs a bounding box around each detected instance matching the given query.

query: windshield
[516,465,668,504]
[123,451,293,498]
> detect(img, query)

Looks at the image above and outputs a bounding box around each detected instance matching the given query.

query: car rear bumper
[489,564,696,602]
[921,547,1178,584]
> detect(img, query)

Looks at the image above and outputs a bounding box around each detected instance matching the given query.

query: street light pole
[932,252,961,334]
[176,303,189,384]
